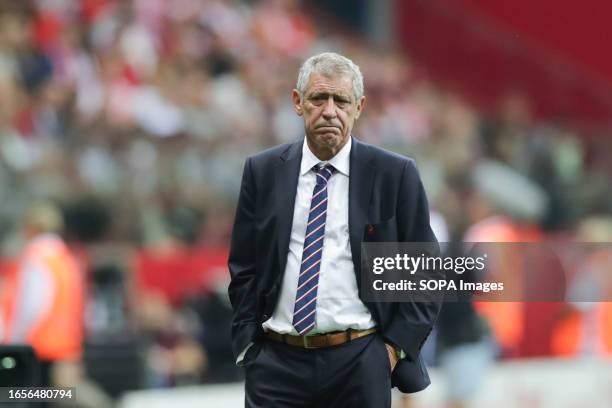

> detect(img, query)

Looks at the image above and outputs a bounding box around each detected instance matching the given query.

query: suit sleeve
[385,159,442,362]
[228,157,260,360]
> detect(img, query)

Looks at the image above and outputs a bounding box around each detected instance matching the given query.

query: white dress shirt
[262,136,376,335]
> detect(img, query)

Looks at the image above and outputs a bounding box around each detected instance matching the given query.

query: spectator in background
[434,247,495,408]
[463,160,548,358]
[464,160,567,359]
[552,216,612,357]
[184,274,241,384]
[133,203,212,387]
[0,201,83,387]
[137,290,207,388]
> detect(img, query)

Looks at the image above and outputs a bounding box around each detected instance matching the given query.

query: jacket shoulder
[247,141,299,165]
[355,138,416,169]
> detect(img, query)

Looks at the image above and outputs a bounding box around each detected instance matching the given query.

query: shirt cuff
[236,342,254,365]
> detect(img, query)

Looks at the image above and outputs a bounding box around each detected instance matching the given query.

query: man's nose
[322,96,337,119]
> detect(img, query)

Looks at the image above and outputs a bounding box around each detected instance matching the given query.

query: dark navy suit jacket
[228,137,441,393]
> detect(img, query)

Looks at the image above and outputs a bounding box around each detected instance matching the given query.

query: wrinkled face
[293,72,365,159]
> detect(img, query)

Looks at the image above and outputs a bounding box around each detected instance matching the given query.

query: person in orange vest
[552,302,612,357]
[552,216,612,357]
[465,160,549,358]
[1,201,84,387]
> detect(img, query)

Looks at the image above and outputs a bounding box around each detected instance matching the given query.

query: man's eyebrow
[308,91,352,100]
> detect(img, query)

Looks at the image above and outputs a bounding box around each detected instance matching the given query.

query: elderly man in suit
[228,52,440,407]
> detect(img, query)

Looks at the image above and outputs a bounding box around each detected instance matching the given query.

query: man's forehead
[305,73,353,95]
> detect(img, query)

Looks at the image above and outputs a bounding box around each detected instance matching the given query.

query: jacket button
[263,314,269,320]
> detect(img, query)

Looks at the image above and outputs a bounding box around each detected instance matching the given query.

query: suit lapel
[275,140,302,275]
[349,137,375,282]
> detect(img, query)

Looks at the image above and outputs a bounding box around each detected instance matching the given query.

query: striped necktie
[292,164,336,335]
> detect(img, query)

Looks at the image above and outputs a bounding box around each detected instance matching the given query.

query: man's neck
[306,138,349,161]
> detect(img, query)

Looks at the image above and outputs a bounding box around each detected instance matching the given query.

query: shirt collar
[300,136,351,176]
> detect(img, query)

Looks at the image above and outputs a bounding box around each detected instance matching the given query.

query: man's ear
[355,96,366,120]
[292,89,303,116]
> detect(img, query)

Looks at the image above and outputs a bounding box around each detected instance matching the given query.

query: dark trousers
[245,333,392,408]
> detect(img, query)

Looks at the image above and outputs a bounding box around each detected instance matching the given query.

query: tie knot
[314,164,335,185]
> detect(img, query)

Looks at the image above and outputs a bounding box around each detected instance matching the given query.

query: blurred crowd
[0,0,610,404]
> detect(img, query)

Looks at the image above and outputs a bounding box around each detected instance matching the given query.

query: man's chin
[315,130,343,145]
[307,131,348,156]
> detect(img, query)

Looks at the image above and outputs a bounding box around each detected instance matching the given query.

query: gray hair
[296,52,364,100]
